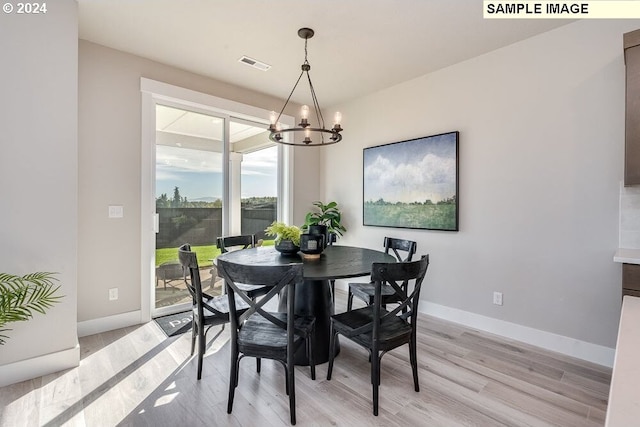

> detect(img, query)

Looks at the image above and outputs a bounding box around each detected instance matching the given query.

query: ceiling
[78,1,573,108]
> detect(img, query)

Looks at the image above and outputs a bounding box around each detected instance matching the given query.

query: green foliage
[364,201,457,230]
[265,221,301,246]
[0,272,63,345]
[301,201,347,238]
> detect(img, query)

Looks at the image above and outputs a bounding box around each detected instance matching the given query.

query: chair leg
[372,352,380,416]
[227,349,239,414]
[190,319,197,356]
[197,324,205,380]
[347,291,354,311]
[284,363,290,396]
[410,336,419,392]
[288,363,296,425]
[256,358,261,373]
[308,329,316,380]
[326,325,336,380]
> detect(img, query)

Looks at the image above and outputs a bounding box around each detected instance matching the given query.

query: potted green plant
[265,221,302,255]
[302,201,347,246]
[0,272,63,345]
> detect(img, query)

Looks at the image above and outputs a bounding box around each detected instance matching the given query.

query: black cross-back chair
[327,255,429,416]
[216,235,271,300]
[178,243,249,380]
[217,259,316,425]
[347,237,417,311]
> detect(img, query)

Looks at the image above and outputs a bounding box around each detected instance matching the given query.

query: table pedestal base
[279,279,339,365]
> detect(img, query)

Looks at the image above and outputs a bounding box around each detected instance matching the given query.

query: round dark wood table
[216,245,395,364]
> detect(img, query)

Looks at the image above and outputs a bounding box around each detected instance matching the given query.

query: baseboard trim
[77,310,143,337]
[419,301,615,368]
[0,345,80,388]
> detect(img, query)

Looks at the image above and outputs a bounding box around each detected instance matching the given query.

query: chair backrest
[217,259,304,342]
[179,243,228,319]
[371,255,429,331]
[217,235,256,253]
[383,237,417,263]
[178,243,203,312]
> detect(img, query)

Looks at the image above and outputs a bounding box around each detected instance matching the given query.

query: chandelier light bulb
[301,105,309,120]
[269,111,277,125]
[334,112,342,126]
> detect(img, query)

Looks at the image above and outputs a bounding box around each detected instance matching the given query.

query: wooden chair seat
[235,282,272,299]
[330,306,412,352]
[347,237,417,311]
[238,313,314,359]
[194,293,249,321]
[348,282,400,306]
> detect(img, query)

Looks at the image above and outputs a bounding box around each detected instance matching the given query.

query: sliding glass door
[151,105,279,317]
[154,104,226,316]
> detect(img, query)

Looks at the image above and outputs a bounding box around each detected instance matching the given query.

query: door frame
[140,78,294,321]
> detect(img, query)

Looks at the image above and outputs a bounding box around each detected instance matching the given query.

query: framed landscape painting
[363,131,459,231]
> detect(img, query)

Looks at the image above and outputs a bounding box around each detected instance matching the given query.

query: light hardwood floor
[0,291,611,426]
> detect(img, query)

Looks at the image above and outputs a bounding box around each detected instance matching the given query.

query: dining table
[215,244,396,364]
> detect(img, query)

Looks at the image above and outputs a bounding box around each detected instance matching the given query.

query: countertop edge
[613,248,640,264]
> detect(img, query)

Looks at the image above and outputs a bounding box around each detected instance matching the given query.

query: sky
[156,145,278,201]
[363,132,458,204]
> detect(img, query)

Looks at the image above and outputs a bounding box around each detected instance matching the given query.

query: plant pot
[300,233,324,259]
[275,240,300,255]
[308,224,328,249]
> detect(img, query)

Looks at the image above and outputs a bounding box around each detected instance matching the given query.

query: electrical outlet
[109,287,118,301]
[493,291,503,306]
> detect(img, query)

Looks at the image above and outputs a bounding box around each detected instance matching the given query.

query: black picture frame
[363,131,459,231]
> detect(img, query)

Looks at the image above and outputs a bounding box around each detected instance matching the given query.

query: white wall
[0,0,79,380]
[324,20,640,355]
[78,41,318,323]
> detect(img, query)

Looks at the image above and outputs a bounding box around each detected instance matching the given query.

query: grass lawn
[155,240,275,267]
[156,245,219,267]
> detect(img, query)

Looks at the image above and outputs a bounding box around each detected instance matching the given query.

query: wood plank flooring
[0,291,612,426]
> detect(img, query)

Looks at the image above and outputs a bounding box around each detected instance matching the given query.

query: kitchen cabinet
[622,263,640,297]
[624,29,640,185]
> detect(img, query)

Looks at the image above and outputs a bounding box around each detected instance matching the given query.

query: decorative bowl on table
[275,239,300,255]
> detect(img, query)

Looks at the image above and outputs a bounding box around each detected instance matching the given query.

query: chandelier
[268,28,343,146]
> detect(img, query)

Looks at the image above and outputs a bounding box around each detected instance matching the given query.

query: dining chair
[178,243,249,380]
[346,237,417,311]
[217,234,271,300]
[217,258,316,425]
[327,255,429,416]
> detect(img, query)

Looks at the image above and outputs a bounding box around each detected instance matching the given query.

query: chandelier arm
[306,73,326,129]
[275,69,306,124]
[306,74,326,144]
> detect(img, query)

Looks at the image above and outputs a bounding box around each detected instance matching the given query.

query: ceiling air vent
[238,56,271,71]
